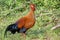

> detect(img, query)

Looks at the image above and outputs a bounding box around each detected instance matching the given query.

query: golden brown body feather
[17,10,35,29]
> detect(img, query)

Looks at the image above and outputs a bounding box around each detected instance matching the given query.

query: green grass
[0,0,60,40]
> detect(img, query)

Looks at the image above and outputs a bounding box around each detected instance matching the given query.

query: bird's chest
[24,18,35,29]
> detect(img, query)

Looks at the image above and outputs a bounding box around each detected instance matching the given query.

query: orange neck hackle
[25,4,35,18]
[30,4,35,11]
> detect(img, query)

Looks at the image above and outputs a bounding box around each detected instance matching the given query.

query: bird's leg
[21,33,26,40]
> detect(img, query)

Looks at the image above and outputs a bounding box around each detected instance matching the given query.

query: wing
[24,18,35,29]
[16,17,26,29]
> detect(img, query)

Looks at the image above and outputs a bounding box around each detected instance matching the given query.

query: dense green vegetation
[0,0,60,40]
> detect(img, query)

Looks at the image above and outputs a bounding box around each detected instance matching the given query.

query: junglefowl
[4,4,36,37]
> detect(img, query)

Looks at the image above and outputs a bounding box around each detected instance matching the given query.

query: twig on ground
[51,24,60,30]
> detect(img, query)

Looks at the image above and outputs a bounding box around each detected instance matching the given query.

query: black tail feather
[4,23,18,38]
[4,28,8,38]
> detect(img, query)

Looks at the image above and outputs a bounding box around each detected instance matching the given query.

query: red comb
[30,4,35,7]
[30,4,35,11]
